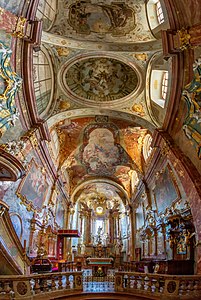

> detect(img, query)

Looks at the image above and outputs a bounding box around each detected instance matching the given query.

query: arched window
[161,71,168,100]
[36,0,57,31]
[146,0,167,33]
[33,47,54,117]
[155,1,164,24]
[150,70,169,108]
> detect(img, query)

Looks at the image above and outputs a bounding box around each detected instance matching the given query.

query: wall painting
[55,198,65,228]
[16,159,49,211]
[153,164,180,215]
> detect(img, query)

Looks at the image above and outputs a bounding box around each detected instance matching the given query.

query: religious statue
[97,226,102,235]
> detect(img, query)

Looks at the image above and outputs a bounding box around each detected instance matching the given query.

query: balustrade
[115,271,201,299]
[0,270,201,299]
[0,271,82,299]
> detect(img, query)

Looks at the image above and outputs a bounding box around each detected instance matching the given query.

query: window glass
[156,1,164,24]
[36,0,57,31]
[33,49,52,116]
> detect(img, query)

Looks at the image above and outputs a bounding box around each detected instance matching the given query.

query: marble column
[129,206,136,261]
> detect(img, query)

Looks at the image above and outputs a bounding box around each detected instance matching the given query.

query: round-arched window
[33,46,54,117]
[36,0,57,31]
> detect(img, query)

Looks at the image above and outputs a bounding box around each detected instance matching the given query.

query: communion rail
[115,271,201,299]
[1,271,201,299]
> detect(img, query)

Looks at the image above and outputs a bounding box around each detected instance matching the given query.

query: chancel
[0,1,201,300]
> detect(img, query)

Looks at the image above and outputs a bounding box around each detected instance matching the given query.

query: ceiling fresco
[68,1,136,36]
[55,117,148,196]
[51,0,155,44]
[64,57,138,102]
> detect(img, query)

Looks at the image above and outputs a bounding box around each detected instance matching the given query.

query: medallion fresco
[68,1,135,36]
[64,57,138,102]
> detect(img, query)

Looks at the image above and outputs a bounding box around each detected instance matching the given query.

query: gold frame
[16,159,49,212]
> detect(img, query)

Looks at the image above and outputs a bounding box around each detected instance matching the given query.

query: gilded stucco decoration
[64,57,138,102]
[0,41,22,137]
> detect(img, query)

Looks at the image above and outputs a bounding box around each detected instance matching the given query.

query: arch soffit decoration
[47,108,156,132]
[71,178,130,206]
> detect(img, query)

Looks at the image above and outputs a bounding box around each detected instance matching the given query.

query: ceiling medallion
[59,53,143,108]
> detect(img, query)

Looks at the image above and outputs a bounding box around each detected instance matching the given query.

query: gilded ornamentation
[160,142,170,157]
[132,103,145,116]
[2,140,25,156]
[177,28,191,51]
[134,53,148,61]
[12,16,27,38]
[0,42,22,137]
[22,128,38,148]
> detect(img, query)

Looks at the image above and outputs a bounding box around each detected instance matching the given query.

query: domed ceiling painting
[64,57,138,102]
[51,0,155,43]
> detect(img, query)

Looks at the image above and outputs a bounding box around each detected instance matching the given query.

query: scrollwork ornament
[16,281,28,295]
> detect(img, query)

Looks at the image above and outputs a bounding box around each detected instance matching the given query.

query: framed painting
[55,198,65,228]
[153,164,180,215]
[16,159,49,211]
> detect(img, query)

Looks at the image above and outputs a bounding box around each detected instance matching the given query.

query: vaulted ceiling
[42,0,168,208]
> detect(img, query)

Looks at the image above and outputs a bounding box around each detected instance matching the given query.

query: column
[129,206,136,261]
[109,209,114,244]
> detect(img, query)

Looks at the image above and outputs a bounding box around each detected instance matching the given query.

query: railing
[1,270,201,299]
[0,271,82,299]
[115,271,201,299]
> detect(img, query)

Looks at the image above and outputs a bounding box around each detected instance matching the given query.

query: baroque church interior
[0,0,201,299]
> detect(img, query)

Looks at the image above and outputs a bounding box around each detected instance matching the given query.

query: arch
[47,108,155,132]
[70,178,130,206]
